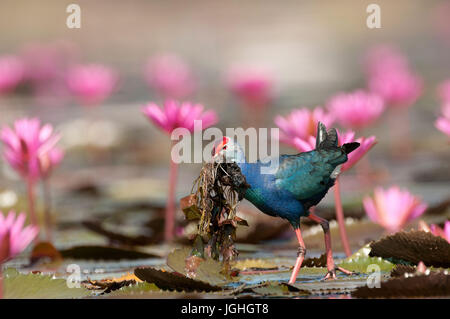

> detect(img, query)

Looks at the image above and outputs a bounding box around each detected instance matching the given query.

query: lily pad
[134,267,223,292]
[3,268,91,299]
[369,230,450,268]
[250,281,310,296]
[166,248,229,285]
[338,257,395,273]
[292,278,369,295]
[104,282,160,297]
[390,265,417,278]
[82,220,162,246]
[353,272,450,298]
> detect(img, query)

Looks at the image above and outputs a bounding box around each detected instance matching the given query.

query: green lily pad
[338,256,395,273]
[3,268,91,299]
[104,282,160,297]
[166,247,229,285]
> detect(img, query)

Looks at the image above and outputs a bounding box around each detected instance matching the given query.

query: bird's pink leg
[288,227,306,284]
[308,212,354,280]
[333,179,352,257]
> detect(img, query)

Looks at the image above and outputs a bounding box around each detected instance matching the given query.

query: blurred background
[0,0,449,254]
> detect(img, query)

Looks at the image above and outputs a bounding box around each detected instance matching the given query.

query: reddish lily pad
[369,230,450,268]
[353,272,450,298]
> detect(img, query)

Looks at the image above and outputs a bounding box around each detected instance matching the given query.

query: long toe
[336,266,355,276]
[322,270,337,281]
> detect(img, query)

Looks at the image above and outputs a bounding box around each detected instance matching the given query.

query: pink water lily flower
[0,210,38,298]
[1,118,61,229]
[66,64,118,106]
[365,45,422,108]
[363,186,428,233]
[435,103,450,138]
[327,90,385,129]
[365,45,409,77]
[292,130,376,172]
[1,118,60,181]
[0,211,38,264]
[21,41,77,84]
[366,44,420,112]
[0,55,25,94]
[369,69,422,108]
[227,67,273,107]
[418,220,450,243]
[142,100,218,134]
[275,107,334,147]
[430,221,450,243]
[145,54,195,99]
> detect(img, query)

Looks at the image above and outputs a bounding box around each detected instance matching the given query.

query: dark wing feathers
[274,121,360,202]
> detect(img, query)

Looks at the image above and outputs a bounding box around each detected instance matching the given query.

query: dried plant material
[303,254,327,267]
[180,194,202,220]
[369,230,450,268]
[353,272,450,298]
[87,272,143,293]
[185,255,204,278]
[390,265,416,277]
[182,160,250,273]
[60,245,158,260]
[82,220,162,246]
[90,279,137,294]
[134,267,222,292]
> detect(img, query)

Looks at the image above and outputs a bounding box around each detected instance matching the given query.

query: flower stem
[389,107,411,160]
[333,178,351,257]
[27,177,38,229]
[42,178,52,243]
[165,146,178,242]
[0,265,3,299]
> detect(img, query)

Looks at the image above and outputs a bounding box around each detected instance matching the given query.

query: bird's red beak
[214,137,228,156]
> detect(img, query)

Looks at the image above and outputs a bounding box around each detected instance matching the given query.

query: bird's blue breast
[238,162,307,228]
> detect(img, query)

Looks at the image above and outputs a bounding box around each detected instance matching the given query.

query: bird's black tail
[316,122,360,154]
